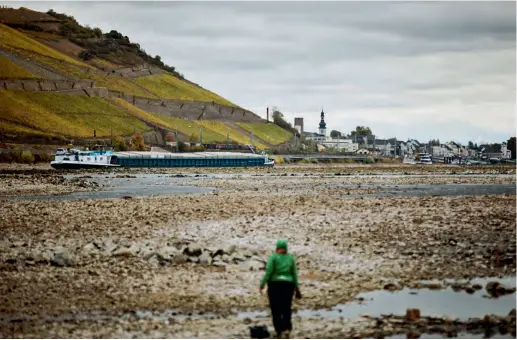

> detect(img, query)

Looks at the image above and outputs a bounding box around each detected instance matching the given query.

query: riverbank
[0,164,515,338]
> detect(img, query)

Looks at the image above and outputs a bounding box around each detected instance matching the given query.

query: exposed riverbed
[0,164,515,338]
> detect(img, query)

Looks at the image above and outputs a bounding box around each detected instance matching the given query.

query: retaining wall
[1,79,95,92]
[1,79,264,123]
[110,92,264,123]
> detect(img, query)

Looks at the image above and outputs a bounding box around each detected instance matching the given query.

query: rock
[405,309,420,322]
[241,260,265,271]
[472,284,483,291]
[485,281,515,297]
[383,283,399,291]
[51,250,73,267]
[188,256,199,264]
[465,287,475,294]
[184,244,203,257]
[232,254,246,263]
[213,255,222,262]
[486,281,499,294]
[407,331,421,339]
[112,247,132,257]
[221,254,232,263]
[199,252,213,266]
[82,242,98,254]
[223,245,236,255]
[103,240,119,255]
[212,261,226,268]
[251,255,266,263]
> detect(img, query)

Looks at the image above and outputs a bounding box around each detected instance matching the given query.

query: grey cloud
[7,1,516,143]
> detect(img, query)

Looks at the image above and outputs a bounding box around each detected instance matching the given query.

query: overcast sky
[10,1,516,144]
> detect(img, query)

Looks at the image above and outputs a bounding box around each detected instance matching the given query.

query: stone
[222,254,232,263]
[242,260,265,271]
[405,309,421,322]
[232,254,246,263]
[199,252,213,266]
[51,250,73,267]
[213,255,222,262]
[223,245,236,255]
[188,256,199,264]
[184,244,203,257]
[112,247,132,257]
[212,261,226,268]
[383,283,399,291]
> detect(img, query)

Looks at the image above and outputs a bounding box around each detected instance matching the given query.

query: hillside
[0,7,293,150]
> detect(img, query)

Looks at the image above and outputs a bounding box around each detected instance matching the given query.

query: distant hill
[0,6,293,149]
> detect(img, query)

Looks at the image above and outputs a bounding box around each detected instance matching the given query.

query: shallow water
[340,183,516,198]
[3,173,215,200]
[1,277,514,328]
[238,276,516,321]
[387,331,514,339]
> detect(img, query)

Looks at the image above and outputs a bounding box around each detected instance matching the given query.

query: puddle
[338,183,515,198]
[387,331,514,339]
[239,276,516,321]
[1,173,215,200]
[2,277,515,327]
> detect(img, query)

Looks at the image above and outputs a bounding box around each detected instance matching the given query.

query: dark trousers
[267,281,295,334]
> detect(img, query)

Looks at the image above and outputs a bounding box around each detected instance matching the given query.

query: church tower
[318,109,327,136]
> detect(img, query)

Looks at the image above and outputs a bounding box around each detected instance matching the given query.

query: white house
[321,138,359,152]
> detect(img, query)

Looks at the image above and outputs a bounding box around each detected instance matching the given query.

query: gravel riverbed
[0,164,515,338]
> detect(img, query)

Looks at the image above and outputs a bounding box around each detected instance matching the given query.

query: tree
[189,133,197,143]
[271,107,298,136]
[430,139,440,146]
[468,141,474,149]
[131,131,145,151]
[350,126,372,137]
[507,137,516,159]
[330,130,342,139]
[114,137,127,151]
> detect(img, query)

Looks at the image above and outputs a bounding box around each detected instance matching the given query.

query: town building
[301,109,359,152]
[294,117,304,135]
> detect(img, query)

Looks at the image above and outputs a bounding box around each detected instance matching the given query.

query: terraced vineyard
[0,55,39,79]
[133,74,236,106]
[0,90,149,137]
[0,9,292,149]
[237,122,293,145]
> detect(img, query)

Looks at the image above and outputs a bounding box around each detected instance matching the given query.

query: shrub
[273,156,284,164]
[131,131,145,151]
[114,137,127,151]
[178,141,187,152]
[20,151,35,164]
[33,153,54,163]
[365,157,375,164]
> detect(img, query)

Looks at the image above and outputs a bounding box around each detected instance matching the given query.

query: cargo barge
[51,146,274,169]
[111,151,274,168]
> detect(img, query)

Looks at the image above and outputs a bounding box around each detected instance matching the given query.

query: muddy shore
[0,164,515,338]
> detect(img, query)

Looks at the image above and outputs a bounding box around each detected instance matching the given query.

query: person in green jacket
[259,239,301,339]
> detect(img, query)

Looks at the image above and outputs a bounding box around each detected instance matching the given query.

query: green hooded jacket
[259,239,299,289]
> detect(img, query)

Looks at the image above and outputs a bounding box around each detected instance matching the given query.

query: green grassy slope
[0,20,293,145]
[0,90,149,138]
[237,123,293,145]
